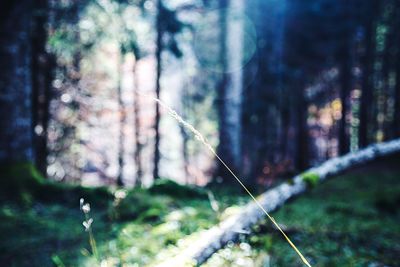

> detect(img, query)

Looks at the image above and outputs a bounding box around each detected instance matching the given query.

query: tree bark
[153,0,163,181]
[215,0,231,182]
[179,83,191,184]
[159,139,400,266]
[296,81,309,171]
[116,49,125,186]
[31,0,53,176]
[359,0,378,148]
[133,61,143,187]
[395,49,400,137]
[216,0,244,182]
[0,0,34,163]
[339,38,352,155]
[393,3,400,138]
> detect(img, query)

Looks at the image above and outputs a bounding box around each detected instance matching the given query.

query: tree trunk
[339,38,352,155]
[0,1,34,163]
[160,139,400,266]
[395,50,400,138]
[359,0,378,148]
[296,81,309,171]
[393,3,400,138]
[31,0,53,176]
[133,61,143,187]
[179,83,191,184]
[153,0,163,181]
[117,49,125,186]
[216,0,244,182]
[395,56,400,137]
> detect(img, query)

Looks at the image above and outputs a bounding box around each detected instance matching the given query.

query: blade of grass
[141,92,312,267]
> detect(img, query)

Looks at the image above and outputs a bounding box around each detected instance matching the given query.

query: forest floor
[0,158,399,267]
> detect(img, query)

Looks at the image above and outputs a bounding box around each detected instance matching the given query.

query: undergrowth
[1,160,399,266]
[0,165,246,266]
[205,161,400,266]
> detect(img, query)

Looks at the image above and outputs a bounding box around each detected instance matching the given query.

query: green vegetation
[0,174,246,266]
[206,162,400,266]
[1,162,399,266]
[300,171,320,187]
[0,163,111,206]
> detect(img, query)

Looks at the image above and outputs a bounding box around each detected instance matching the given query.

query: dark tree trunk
[153,0,163,181]
[0,1,34,163]
[296,81,309,171]
[339,38,352,155]
[215,0,241,183]
[280,106,290,161]
[393,3,400,138]
[359,0,378,148]
[216,0,229,177]
[395,56,400,137]
[31,0,53,176]
[381,13,394,141]
[133,62,143,187]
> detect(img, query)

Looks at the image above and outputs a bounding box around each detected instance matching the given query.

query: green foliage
[149,179,207,199]
[0,163,44,203]
[243,166,400,266]
[0,181,231,266]
[36,182,112,208]
[4,161,399,266]
[47,28,79,62]
[301,171,320,187]
[113,190,171,222]
[0,162,111,206]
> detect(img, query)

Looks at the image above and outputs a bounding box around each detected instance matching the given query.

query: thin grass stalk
[142,92,312,267]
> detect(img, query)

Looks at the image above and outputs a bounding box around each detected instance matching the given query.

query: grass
[0,177,246,266]
[205,157,400,266]
[0,158,399,266]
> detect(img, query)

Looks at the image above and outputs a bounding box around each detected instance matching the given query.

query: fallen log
[157,139,400,266]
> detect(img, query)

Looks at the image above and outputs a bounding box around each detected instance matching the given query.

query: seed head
[82,203,91,214]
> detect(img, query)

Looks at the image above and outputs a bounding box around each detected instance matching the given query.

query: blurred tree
[359,0,379,148]
[31,0,56,176]
[337,0,356,155]
[117,45,125,186]
[132,47,143,187]
[0,1,35,163]
[215,0,245,184]
[394,2,400,137]
[46,0,101,182]
[242,0,289,184]
[153,0,183,180]
[153,0,163,181]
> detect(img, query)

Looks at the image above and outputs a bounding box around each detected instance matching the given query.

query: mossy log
[162,139,400,266]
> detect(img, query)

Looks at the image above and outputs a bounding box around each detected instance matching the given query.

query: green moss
[0,162,112,206]
[149,179,206,199]
[0,162,45,203]
[113,190,171,222]
[244,163,400,267]
[301,171,320,187]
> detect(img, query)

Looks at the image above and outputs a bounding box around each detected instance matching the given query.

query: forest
[1,0,400,266]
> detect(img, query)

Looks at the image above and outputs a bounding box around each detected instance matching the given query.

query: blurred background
[1,0,400,266]
[1,0,400,187]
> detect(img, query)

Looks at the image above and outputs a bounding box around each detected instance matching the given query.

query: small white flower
[79,198,85,210]
[82,203,91,214]
[114,189,127,200]
[83,218,93,231]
